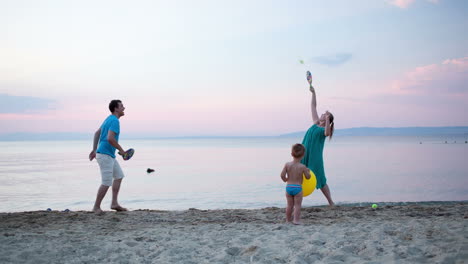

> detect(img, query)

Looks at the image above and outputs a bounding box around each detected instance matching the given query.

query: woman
[301,85,335,206]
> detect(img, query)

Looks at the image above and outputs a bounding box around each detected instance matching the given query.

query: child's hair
[291,143,305,158]
[329,113,335,140]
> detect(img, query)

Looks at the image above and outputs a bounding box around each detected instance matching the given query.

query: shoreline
[2,200,468,214]
[1,202,467,263]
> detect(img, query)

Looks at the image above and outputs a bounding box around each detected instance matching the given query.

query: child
[280,143,311,225]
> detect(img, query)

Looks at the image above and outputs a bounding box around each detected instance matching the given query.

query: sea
[1,135,467,212]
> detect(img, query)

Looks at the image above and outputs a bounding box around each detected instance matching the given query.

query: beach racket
[306,71,312,85]
[306,71,314,91]
[119,148,135,161]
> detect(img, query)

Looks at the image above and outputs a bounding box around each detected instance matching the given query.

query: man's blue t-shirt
[97,115,120,158]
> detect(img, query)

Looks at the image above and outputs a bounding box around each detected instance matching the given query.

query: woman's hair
[291,143,305,158]
[328,113,335,140]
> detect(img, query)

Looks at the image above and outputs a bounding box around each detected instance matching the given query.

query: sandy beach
[1,202,467,263]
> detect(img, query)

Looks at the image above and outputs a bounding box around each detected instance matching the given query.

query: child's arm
[310,86,319,124]
[280,164,288,182]
[303,166,311,179]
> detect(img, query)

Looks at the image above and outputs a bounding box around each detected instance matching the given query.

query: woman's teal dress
[301,124,327,189]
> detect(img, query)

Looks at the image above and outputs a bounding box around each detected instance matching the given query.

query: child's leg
[292,192,303,225]
[286,193,294,222]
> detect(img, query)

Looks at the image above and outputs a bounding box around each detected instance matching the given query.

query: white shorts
[96,153,125,186]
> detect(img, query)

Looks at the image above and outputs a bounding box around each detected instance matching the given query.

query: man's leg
[110,159,127,211]
[111,178,127,211]
[93,185,110,213]
[320,184,335,206]
[94,154,113,213]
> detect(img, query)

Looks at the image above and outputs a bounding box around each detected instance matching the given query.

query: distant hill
[0,132,91,141]
[1,127,468,141]
[279,126,468,137]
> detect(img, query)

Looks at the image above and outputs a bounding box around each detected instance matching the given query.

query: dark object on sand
[147,168,155,173]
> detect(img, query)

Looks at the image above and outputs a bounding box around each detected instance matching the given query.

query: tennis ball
[372,204,378,209]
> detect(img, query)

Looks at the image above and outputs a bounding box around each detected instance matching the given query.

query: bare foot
[111,205,128,212]
[93,207,104,214]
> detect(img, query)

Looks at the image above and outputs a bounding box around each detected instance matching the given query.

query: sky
[0,0,467,136]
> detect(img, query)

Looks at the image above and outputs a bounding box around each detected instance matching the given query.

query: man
[89,100,128,213]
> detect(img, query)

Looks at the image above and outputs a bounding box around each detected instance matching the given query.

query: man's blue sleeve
[109,120,120,134]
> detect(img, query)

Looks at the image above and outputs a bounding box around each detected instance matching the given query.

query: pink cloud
[387,0,416,9]
[390,56,468,95]
[329,56,468,127]
[387,0,440,9]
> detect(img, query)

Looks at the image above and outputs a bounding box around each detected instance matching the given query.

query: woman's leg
[320,184,335,206]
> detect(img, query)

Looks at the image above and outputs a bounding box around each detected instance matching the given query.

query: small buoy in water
[147,168,155,173]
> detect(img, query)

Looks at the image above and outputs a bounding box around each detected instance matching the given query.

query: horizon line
[1,126,468,141]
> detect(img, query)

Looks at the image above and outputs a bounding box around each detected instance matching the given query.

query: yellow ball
[302,170,317,197]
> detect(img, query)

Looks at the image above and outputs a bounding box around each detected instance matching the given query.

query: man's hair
[291,143,305,158]
[109,100,122,113]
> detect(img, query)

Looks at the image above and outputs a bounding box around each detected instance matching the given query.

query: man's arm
[92,128,101,151]
[107,130,125,155]
[89,128,101,161]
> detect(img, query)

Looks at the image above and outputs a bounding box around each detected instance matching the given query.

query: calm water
[0,135,467,212]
